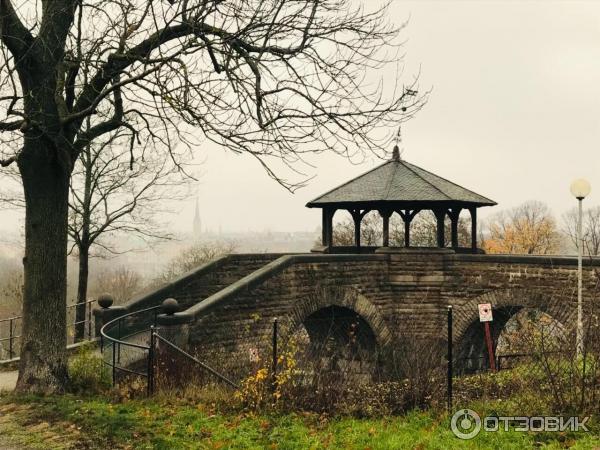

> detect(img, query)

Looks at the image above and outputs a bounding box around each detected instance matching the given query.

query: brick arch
[451,288,573,372]
[284,285,393,348]
[451,288,573,344]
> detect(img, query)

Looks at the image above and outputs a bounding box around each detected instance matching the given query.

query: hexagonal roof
[306,156,496,208]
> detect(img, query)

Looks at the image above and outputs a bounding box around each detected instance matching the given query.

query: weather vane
[394,87,418,160]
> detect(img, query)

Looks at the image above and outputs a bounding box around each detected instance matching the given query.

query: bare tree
[69,129,189,340]
[332,213,382,246]
[482,200,561,255]
[0,0,423,392]
[562,206,600,256]
[89,266,143,305]
[156,240,236,285]
[399,211,470,247]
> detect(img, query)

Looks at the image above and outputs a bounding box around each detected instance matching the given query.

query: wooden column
[328,208,335,247]
[470,207,477,252]
[448,208,462,249]
[398,209,419,247]
[350,209,366,248]
[435,210,446,248]
[321,209,328,246]
[379,209,392,247]
[322,208,335,247]
[451,216,459,248]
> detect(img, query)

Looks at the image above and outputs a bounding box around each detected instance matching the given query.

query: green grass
[0,393,599,449]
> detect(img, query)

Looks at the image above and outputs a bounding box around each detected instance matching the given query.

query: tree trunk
[74,146,92,342]
[16,141,70,394]
[74,244,89,341]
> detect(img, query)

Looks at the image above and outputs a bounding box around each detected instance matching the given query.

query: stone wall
[95,253,283,336]
[186,255,392,357]
[153,250,600,370]
[448,254,599,342]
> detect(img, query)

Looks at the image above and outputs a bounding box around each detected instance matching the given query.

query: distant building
[192,198,202,238]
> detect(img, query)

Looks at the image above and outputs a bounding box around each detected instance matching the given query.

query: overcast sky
[1,1,599,235]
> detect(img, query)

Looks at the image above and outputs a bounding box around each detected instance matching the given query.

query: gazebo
[307,146,496,253]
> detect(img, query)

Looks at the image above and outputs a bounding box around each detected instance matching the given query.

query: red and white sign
[249,347,260,363]
[478,303,493,322]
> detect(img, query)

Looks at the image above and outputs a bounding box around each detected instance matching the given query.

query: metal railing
[67,299,96,342]
[100,305,240,395]
[0,316,19,361]
[153,333,239,391]
[100,305,161,394]
[0,299,96,361]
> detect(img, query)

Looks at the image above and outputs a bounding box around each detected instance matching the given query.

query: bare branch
[0,0,34,58]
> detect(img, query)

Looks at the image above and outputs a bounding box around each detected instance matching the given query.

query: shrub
[68,342,111,394]
[232,334,448,416]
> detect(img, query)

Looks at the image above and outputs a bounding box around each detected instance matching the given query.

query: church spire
[193,197,202,237]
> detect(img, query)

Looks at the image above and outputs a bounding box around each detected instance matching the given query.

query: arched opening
[389,212,405,246]
[331,210,355,246]
[456,306,566,373]
[410,210,438,247]
[455,209,471,248]
[303,305,378,354]
[443,214,452,247]
[290,305,380,378]
[360,211,383,247]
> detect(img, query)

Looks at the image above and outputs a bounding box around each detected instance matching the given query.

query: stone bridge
[95,249,600,372]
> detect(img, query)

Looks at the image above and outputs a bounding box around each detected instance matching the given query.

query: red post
[483,322,496,372]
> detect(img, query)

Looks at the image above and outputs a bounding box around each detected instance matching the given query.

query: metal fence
[100,305,160,394]
[0,299,96,361]
[445,305,600,415]
[100,305,239,396]
[98,302,599,417]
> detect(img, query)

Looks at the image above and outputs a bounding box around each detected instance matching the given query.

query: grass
[0,392,599,449]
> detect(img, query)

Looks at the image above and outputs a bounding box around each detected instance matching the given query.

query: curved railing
[100,303,240,395]
[100,305,161,392]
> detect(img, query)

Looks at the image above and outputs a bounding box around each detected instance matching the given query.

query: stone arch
[285,285,393,350]
[451,288,572,372]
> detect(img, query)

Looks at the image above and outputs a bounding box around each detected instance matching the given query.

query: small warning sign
[249,347,260,363]
[478,303,493,322]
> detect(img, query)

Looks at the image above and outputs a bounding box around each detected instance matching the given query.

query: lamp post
[570,178,591,357]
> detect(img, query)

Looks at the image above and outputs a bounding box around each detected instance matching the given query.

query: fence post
[117,319,122,364]
[8,318,13,360]
[112,340,117,386]
[272,318,278,392]
[148,326,156,396]
[447,305,453,413]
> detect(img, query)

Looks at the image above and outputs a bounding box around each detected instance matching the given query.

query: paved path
[0,371,18,391]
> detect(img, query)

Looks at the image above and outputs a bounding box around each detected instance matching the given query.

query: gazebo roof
[306,153,496,208]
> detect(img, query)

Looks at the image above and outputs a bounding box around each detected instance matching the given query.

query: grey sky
[1,1,599,235]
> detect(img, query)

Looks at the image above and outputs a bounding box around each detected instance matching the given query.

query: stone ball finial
[392,145,400,161]
[97,293,114,309]
[162,298,179,315]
